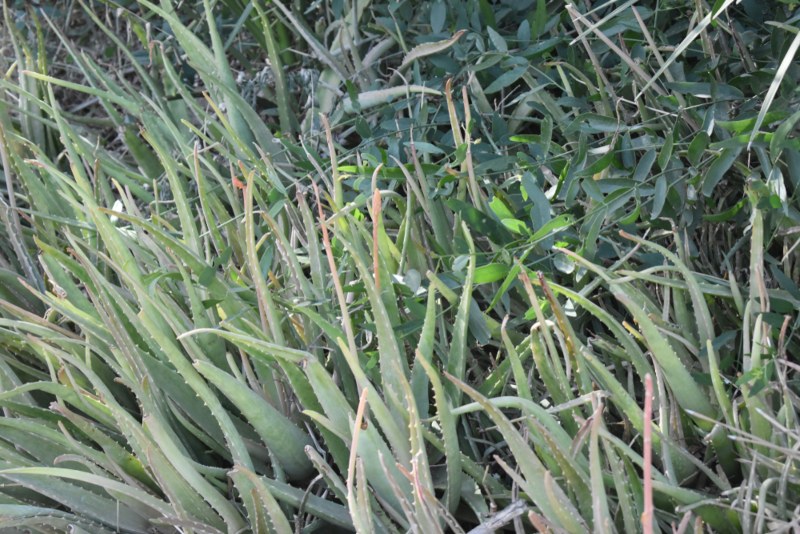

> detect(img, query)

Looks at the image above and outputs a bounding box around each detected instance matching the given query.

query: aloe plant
[1,0,799,532]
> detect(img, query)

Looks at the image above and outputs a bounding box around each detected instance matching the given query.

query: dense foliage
[1,0,799,532]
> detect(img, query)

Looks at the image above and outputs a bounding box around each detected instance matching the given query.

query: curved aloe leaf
[194,361,314,481]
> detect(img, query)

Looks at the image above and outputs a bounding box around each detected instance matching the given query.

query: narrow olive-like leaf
[486,247,532,313]
[688,132,710,167]
[652,176,667,218]
[487,26,508,52]
[566,4,664,100]
[530,213,575,244]
[400,30,466,70]
[658,130,674,171]
[770,108,800,158]
[484,66,527,95]
[344,85,443,112]
[427,271,501,336]
[474,263,510,285]
[568,0,638,45]
[702,148,741,197]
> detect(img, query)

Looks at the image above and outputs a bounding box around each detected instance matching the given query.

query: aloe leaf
[252,474,354,530]
[252,1,296,136]
[401,374,439,533]
[410,287,438,418]
[0,467,171,528]
[51,404,157,492]
[580,347,695,482]
[612,289,714,420]
[604,445,638,534]
[0,133,44,292]
[137,0,253,148]
[301,356,411,515]
[446,223,475,405]
[329,225,411,411]
[139,127,201,255]
[21,71,139,113]
[143,415,245,530]
[243,176,284,344]
[200,329,410,509]
[544,280,653,379]
[230,466,293,534]
[416,351,461,514]
[194,361,313,480]
[0,505,117,533]
[588,403,612,533]
[447,374,584,531]
[269,0,348,80]
[305,446,348,504]
[501,318,532,401]
[143,445,226,530]
[346,389,378,534]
